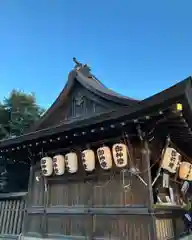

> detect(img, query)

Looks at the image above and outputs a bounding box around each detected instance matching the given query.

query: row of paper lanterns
[41,143,192,181]
[161,147,192,181]
[41,143,129,177]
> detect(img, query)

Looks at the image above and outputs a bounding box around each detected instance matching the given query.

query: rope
[86,172,115,188]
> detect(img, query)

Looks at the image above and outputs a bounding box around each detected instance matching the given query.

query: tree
[0,89,45,140]
[0,90,45,192]
[0,103,9,139]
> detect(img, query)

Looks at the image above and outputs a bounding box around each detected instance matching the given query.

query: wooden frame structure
[1,59,192,239]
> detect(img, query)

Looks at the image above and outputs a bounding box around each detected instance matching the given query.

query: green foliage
[183,200,192,211]
[0,89,45,139]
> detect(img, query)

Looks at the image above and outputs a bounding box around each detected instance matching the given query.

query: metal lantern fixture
[53,154,65,176]
[112,143,128,168]
[81,149,95,172]
[65,152,78,173]
[41,157,53,177]
[97,146,112,170]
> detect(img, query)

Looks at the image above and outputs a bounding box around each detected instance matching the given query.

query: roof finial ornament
[73,57,90,71]
[73,57,81,67]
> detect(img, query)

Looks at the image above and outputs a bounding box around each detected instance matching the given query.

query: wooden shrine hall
[1,58,192,239]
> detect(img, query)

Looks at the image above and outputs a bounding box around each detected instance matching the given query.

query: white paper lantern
[41,157,53,176]
[112,143,128,168]
[53,154,65,176]
[161,147,181,174]
[81,149,95,172]
[97,146,112,170]
[65,152,78,173]
[179,161,192,181]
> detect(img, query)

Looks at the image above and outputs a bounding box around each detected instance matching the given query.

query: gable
[35,81,119,130]
[63,82,112,119]
[28,59,139,132]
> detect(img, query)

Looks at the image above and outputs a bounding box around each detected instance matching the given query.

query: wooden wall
[28,170,149,208]
[22,137,187,239]
[25,214,152,239]
[23,145,156,239]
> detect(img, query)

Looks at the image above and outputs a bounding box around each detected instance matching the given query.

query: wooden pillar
[43,176,49,238]
[142,140,157,240]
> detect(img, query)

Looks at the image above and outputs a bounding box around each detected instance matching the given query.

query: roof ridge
[76,69,138,102]
[72,58,137,101]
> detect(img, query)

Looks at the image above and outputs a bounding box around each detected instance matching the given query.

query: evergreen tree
[0,90,45,192]
[0,89,45,139]
[0,104,9,139]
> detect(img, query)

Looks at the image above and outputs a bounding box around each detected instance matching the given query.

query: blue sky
[0,0,192,109]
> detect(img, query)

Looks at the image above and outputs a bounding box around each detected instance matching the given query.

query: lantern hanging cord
[27,147,33,164]
[123,128,163,175]
[133,126,171,176]
[86,172,115,188]
[138,141,167,175]
[138,136,170,175]
[40,148,44,158]
[121,169,131,191]
[123,132,134,167]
